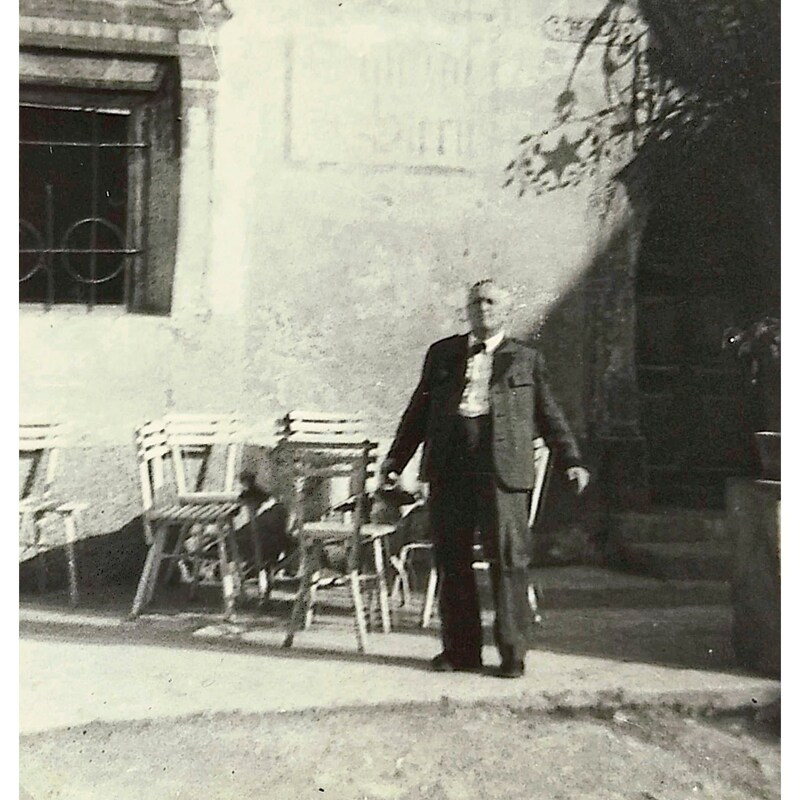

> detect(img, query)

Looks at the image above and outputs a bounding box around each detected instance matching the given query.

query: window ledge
[19,304,168,319]
[20,1,232,31]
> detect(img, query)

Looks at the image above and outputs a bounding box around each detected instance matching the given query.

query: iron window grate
[19,101,150,309]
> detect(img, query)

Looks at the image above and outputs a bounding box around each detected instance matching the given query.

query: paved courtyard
[19,568,781,798]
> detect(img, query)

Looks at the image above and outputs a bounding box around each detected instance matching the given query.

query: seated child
[236,471,297,572]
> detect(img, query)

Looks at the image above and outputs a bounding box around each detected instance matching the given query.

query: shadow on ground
[21,573,743,677]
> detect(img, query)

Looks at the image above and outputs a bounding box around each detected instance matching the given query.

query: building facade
[20,0,777,567]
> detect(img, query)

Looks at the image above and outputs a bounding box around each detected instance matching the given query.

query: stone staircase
[527,566,730,609]
[608,509,732,584]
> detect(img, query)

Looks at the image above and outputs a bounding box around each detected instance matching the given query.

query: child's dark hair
[238,470,272,504]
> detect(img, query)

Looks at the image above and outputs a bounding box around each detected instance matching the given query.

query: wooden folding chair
[275,411,395,653]
[417,438,551,628]
[388,499,432,607]
[19,422,88,606]
[129,414,245,619]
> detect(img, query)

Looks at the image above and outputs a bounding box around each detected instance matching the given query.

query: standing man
[380,279,590,678]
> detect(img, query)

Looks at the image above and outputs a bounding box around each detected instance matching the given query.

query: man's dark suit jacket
[385,334,583,490]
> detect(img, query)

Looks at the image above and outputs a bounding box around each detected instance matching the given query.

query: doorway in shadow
[635,141,778,509]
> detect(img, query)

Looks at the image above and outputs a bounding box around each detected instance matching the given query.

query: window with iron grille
[19,50,180,313]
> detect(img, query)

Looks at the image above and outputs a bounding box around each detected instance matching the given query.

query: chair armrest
[19,497,61,514]
[300,521,395,543]
[300,521,352,543]
[361,523,396,541]
[55,501,90,513]
[398,542,433,554]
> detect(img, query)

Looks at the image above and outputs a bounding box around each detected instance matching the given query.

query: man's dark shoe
[431,653,483,673]
[497,659,525,679]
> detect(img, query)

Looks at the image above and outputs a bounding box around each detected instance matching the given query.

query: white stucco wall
[20,0,633,539]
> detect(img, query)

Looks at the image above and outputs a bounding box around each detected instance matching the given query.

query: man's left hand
[565,466,590,494]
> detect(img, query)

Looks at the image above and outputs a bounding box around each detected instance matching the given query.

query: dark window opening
[19,51,180,313]
[20,103,142,306]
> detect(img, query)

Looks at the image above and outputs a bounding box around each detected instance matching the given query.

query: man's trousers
[428,415,533,667]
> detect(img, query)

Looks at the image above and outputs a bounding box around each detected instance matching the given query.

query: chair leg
[421,566,438,629]
[389,556,405,606]
[143,525,171,607]
[250,517,270,608]
[527,583,537,611]
[162,523,191,586]
[62,511,80,607]
[216,524,237,621]
[19,512,40,586]
[187,536,204,600]
[528,582,543,625]
[284,542,317,648]
[31,514,48,594]
[310,545,325,628]
[398,555,412,608]
[372,538,391,633]
[350,570,368,654]
[36,551,48,594]
[130,522,168,618]
[227,525,243,569]
[365,580,378,631]
[257,568,270,608]
[304,576,319,629]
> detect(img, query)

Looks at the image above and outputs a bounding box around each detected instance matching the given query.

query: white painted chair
[19,422,88,606]
[275,411,396,653]
[129,414,246,619]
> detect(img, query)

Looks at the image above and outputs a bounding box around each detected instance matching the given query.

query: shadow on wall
[512,213,638,568]
[18,221,631,600]
[20,515,149,598]
[18,442,283,597]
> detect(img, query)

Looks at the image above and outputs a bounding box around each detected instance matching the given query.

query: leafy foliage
[722,317,780,386]
[504,0,779,205]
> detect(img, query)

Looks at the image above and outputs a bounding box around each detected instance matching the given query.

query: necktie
[469,341,486,357]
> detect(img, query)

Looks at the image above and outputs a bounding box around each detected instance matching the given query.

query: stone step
[615,542,733,582]
[527,566,730,609]
[609,509,728,544]
[387,566,731,611]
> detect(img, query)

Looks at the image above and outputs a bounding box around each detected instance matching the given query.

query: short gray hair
[467,278,509,302]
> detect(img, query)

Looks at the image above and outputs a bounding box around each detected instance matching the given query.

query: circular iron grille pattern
[60,218,129,284]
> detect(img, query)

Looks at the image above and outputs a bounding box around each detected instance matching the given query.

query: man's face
[467,282,508,339]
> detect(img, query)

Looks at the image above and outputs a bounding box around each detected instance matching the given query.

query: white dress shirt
[458,330,505,417]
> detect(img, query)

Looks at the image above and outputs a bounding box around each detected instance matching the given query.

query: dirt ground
[20,704,779,800]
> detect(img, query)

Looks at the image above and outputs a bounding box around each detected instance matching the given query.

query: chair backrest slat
[170,444,188,495]
[19,423,60,451]
[166,414,240,496]
[224,437,239,493]
[280,433,373,446]
[283,421,366,436]
[286,410,365,423]
[19,422,62,499]
[278,411,367,442]
[139,460,155,513]
[135,414,241,515]
[276,411,377,567]
[134,420,169,516]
